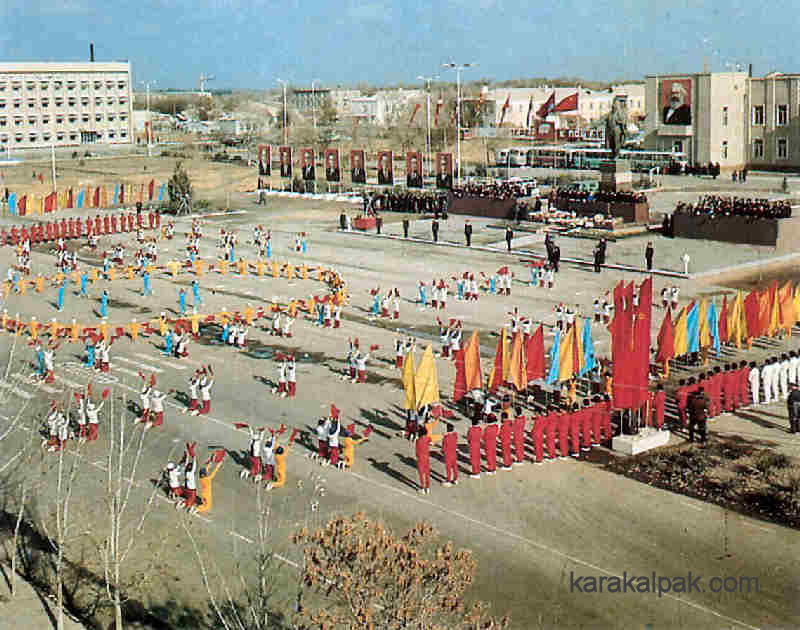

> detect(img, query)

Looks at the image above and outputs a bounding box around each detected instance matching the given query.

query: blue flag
[546,330,561,385]
[579,317,596,377]
[7,193,16,216]
[708,300,720,357]
[158,183,166,202]
[76,190,85,209]
[113,183,120,205]
[687,302,700,353]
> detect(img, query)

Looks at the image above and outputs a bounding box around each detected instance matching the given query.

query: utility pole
[311,79,321,132]
[442,62,476,186]
[276,79,289,144]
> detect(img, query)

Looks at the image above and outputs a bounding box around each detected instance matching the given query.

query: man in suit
[378,154,393,186]
[663,82,691,125]
[351,152,366,184]
[302,152,315,181]
[406,155,422,188]
[464,220,472,247]
[280,151,291,178]
[325,152,340,182]
[436,155,452,189]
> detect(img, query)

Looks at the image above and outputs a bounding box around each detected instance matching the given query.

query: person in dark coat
[688,387,709,443]
[645,241,654,271]
[402,218,410,239]
[431,219,439,243]
[787,383,800,433]
[505,225,513,252]
[464,221,472,247]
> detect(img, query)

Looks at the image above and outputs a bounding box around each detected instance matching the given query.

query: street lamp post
[442,62,476,186]
[417,74,438,187]
[139,79,156,157]
[276,79,289,144]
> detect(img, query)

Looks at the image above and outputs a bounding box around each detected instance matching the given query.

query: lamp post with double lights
[442,62,476,186]
[139,79,156,157]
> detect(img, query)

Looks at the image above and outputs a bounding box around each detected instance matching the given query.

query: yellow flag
[673,305,689,356]
[414,344,440,409]
[558,324,575,383]
[463,331,483,392]
[402,349,416,410]
[728,291,743,348]
[698,299,710,349]
[501,327,511,382]
[508,332,526,391]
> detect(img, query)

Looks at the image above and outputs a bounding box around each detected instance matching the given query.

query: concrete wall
[672,213,800,251]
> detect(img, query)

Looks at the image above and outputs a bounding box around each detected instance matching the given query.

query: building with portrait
[644,69,800,171]
[0,61,133,150]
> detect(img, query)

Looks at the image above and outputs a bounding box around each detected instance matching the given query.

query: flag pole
[51,144,57,196]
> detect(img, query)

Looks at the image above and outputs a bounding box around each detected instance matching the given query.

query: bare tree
[292,513,509,630]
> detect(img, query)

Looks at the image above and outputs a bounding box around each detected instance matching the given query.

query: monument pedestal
[612,427,671,455]
[599,159,633,193]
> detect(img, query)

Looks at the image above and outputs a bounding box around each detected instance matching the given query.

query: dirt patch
[605,436,800,529]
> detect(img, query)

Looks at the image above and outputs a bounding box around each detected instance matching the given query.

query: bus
[495,147,531,167]
[525,145,686,172]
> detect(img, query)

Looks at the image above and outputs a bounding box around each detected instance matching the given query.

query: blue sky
[1,0,792,89]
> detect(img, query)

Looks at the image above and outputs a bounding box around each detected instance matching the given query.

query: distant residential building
[218,118,245,136]
[0,61,133,149]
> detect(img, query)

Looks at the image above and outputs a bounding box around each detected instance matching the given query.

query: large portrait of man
[436,152,453,189]
[406,151,423,188]
[279,146,292,178]
[301,148,315,181]
[661,79,692,125]
[350,149,366,184]
[324,149,340,182]
[258,144,271,176]
[377,150,393,186]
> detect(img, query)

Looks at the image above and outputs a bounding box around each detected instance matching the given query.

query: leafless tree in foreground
[292,512,510,630]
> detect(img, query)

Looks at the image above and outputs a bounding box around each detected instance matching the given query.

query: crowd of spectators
[673,195,792,219]
[451,180,535,201]
[364,191,448,215]
[555,188,648,204]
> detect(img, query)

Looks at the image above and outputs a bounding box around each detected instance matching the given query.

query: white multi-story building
[0,61,133,150]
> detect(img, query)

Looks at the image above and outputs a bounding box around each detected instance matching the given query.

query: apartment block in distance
[0,61,133,150]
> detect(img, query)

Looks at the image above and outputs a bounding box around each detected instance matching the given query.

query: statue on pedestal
[605,96,628,159]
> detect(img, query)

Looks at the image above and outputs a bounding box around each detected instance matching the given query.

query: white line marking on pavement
[346,471,761,630]
[111,364,141,378]
[134,352,188,371]
[116,356,164,373]
[9,374,59,395]
[0,382,33,400]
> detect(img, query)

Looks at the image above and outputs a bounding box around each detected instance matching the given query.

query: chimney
[90,43,95,62]
[748,63,752,78]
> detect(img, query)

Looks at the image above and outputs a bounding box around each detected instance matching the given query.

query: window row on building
[1,112,127,124]
[0,128,129,144]
[0,96,128,110]
[0,79,128,93]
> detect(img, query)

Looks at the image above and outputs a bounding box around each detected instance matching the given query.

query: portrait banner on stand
[301,148,315,181]
[279,146,292,178]
[406,151,423,188]
[350,149,366,184]
[324,148,340,182]
[258,144,271,176]
[377,150,393,186]
[436,152,453,190]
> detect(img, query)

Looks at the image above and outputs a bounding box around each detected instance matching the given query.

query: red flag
[234,422,249,430]
[536,92,555,118]
[148,179,155,200]
[744,290,760,339]
[499,94,511,126]
[554,93,578,112]
[630,277,652,409]
[213,449,226,463]
[102,388,110,399]
[409,103,422,125]
[489,333,505,393]
[330,404,340,419]
[655,309,675,365]
[525,324,545,382]
[718,296,729,344]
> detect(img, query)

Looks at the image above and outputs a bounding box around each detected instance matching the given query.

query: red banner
[279,146,292,178]
[436,152,453,190]
[257,144,271,176]
[300,148,315,181]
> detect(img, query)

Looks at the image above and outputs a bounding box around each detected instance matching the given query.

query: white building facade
[0,61,133,150]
